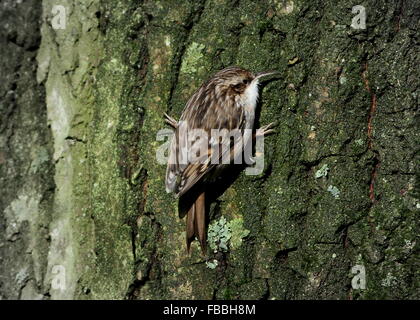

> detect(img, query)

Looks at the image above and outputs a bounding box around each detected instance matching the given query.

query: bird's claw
[164,112,178,129]
[256,122,277,137]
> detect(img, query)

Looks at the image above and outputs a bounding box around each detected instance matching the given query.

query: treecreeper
[165,66,278,254]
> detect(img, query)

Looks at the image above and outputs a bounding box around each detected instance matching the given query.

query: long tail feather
[186,191,206,254]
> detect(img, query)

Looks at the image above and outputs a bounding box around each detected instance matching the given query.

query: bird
[165,66,277,255]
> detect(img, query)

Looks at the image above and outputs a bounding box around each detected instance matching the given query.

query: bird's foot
[256,122,277,137]
[164,112,178,129]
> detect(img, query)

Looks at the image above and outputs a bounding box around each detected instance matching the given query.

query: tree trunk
[0,0,418,300]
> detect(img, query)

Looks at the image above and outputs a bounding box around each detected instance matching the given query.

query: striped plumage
[165,66,276,254]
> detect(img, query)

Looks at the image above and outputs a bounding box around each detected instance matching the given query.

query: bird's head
[211,66,278,100]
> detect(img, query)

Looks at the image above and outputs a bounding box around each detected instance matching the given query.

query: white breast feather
[244,80,259,110]
[243,80,259,128]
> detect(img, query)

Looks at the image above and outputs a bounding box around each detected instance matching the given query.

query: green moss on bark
[25,0,419,300]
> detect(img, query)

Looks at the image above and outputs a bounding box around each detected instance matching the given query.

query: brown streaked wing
[165,79,245,197]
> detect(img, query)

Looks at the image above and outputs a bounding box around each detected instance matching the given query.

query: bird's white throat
[241,80,259,129]
[244,80,259,111]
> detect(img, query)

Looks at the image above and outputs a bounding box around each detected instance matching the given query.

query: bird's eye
[243,79,249,84]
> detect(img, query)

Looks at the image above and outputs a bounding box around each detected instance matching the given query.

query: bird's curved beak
[254,70,279,80]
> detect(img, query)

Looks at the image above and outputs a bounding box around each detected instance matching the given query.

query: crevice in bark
[126,215,163,300]
[362,61,380,204]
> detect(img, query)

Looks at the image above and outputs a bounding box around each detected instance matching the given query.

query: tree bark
[0,0,418,300]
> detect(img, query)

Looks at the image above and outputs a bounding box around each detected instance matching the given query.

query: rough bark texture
[0,0,54,299]
[0,0,418,300]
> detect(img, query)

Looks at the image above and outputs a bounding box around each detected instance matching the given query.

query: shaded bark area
[0,0,418,300]
[0,0,54,299]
